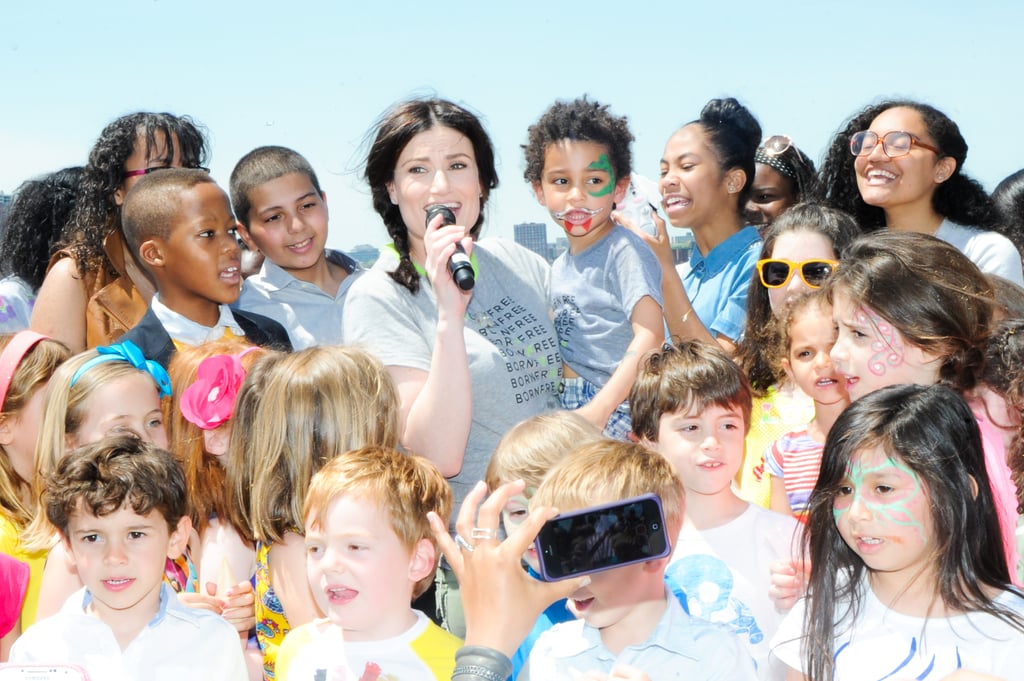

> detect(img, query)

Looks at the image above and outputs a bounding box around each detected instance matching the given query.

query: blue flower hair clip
[69,340,172,398]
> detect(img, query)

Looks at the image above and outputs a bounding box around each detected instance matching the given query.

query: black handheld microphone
[425,205,475,291]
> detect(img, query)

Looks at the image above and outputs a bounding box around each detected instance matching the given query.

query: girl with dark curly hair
[30,112,208,352]
[818,99,1023,284]
[0,167,83,332]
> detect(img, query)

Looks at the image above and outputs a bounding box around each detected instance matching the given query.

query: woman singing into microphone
[343,98,562,636]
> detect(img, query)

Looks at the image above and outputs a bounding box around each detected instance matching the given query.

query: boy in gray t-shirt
[524,97,663,439]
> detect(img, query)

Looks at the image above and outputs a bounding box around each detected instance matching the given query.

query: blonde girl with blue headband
[19,341,251,629]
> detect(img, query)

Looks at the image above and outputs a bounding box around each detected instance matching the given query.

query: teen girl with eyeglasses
[733,203,859,506]
[818,99,1023,284]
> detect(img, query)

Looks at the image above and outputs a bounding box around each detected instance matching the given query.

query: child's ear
[407,538,436,584]
[139,238,165,269]
[780,357,794,383]
[235,222,258,253]
[60,534,78,569]
[612,176,630,204]
[531,181,546,206]
[967,473,979,500]
[167,515,193,560]
[0,415,14,447]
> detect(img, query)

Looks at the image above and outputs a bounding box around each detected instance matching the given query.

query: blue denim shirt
[676,226,761,341]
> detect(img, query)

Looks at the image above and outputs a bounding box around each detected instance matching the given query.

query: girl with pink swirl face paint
[828,294,941,402]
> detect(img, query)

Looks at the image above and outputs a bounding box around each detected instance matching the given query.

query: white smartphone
[0,665,90,680]
[616,172,662,237]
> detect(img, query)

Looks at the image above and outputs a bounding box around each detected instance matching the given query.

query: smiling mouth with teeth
[554,206,603,233]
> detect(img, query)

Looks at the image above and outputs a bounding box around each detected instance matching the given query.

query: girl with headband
[20,340,190,622]
[0,331,70,646]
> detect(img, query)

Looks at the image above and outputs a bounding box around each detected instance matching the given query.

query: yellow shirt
[0,514,46,629]
[739,386,814,508]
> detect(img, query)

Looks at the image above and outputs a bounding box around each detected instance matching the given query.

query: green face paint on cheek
[833,454,929,544]
[587,154,615,197]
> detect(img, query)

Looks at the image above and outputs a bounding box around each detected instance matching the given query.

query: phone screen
[0,666,90,681]
[533,493,670,581]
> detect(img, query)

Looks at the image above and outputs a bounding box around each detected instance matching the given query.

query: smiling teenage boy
[274,446,461,680]
[10,436,246,680]
[118,168,291,368]
[231,146,361,349]
[524,440,756,680]
[524,96,663,440]
[630,340,800,681]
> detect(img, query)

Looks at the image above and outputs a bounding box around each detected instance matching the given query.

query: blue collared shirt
[524,590,757,680]
[676,226,761,342]
[235,249,361,349]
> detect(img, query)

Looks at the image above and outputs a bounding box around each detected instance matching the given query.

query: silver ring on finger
[470,527,499,541]
[454,534,475,552]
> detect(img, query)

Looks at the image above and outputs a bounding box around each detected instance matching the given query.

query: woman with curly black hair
[30,112,208,352]
[0,166,83,332]
[818,99,1023,284]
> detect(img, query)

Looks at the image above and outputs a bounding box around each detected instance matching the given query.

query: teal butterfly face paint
[832,447,934,578]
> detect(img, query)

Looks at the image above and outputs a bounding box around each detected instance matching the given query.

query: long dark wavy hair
[0,166,83,289]
[736,202,859,397]
[62,112,207,278]
[800,384,1024,681]
[364,98,498,294]
[817,99,1000,235]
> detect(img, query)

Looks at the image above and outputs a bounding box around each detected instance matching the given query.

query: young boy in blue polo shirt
[231,146,361,349]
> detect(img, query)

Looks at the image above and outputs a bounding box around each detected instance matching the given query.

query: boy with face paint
[524,97,663,439]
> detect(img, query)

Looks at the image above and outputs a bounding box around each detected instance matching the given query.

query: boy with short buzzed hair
[119,168,291,368]
[274,446,461,681]
[231,146,361,349]
[10,435,246,680]
[525,440,757,680]
[630,340,800,681]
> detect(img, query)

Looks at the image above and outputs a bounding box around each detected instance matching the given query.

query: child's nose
[830,339,848,364]
[847,492,872,521]
[104,541,129,566]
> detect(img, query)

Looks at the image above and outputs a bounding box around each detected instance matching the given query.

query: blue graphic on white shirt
[835,638,962,680]
[665,554,764,644]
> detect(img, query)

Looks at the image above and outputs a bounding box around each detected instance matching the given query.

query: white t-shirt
[770,572,1024,680]
[666,503,801,681]
[935,219,1024,285]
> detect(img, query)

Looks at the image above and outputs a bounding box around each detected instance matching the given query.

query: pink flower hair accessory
[179,347,258,430]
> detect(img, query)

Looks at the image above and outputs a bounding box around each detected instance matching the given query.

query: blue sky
[2,1,1021,250]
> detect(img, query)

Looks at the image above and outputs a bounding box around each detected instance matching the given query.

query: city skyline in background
[2,2,1021,255]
